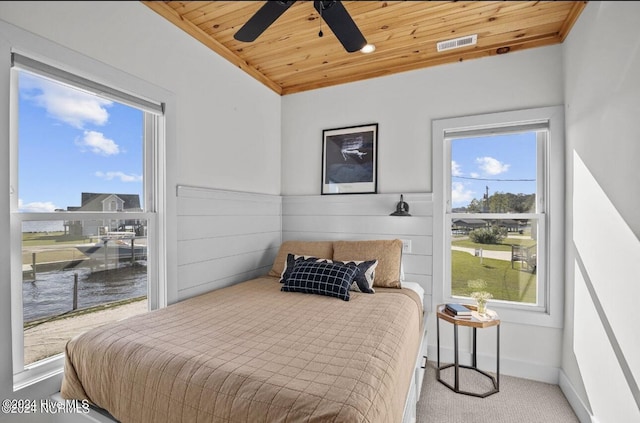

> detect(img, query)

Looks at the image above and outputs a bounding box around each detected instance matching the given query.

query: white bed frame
[402,313,429,423]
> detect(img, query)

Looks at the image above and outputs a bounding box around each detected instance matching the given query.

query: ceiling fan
[234,1,367,53]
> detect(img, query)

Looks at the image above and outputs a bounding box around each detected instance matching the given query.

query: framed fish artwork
[321,123,378,195]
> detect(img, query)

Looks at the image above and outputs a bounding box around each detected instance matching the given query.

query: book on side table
[445,303,473,316]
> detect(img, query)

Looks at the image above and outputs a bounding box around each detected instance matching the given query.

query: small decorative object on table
[468,279,493,315]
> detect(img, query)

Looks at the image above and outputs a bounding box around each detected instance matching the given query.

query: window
[449,129,544,306]
[433,107,564,326]
[10,53,166,388]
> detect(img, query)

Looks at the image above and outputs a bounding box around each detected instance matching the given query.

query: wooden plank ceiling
[143,1,587,96]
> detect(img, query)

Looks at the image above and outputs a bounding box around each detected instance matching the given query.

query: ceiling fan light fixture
[360,44,376,54]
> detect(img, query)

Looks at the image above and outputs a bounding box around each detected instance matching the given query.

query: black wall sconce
[390,194,411,216]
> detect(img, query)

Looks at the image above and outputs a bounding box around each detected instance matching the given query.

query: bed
[59,239,426,423]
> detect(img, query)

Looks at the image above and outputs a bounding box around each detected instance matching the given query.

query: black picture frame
[321,123,378,195]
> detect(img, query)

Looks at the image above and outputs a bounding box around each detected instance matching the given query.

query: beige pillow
[332,239,403,288]
[268,240,334,277]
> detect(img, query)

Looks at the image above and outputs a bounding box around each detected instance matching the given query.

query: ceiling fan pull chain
[318,1,323,37]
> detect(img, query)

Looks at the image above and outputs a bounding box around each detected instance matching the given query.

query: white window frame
[432,106,564,327]
[8,50,170,390]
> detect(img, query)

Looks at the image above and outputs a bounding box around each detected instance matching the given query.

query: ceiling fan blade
[234,1,296,42]
[314,1,367,53]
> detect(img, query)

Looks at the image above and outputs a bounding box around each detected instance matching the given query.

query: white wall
[177,187,281,301]
[282,45,567,383]
[562,2,640,422]
[0,1,280,418]
[282,45,564,196]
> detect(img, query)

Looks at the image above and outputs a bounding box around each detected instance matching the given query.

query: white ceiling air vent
[436,34,478,52]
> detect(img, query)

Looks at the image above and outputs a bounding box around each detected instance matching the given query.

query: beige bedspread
[61,276,423,423]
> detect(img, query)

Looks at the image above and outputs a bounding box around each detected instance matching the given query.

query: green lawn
[22,231,90,246]
[451,250,536,303]
[22,232,92,265]
[452,236,537,251]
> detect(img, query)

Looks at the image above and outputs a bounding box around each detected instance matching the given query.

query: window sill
[442,296,563,328]
[14,353,64,392]
[490,304,563,328]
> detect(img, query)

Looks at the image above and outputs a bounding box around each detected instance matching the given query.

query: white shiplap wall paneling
[176,186,281,300]
[176,188,433,310]
[282,193,433,309]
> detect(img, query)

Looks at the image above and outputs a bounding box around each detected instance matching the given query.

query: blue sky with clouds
[18,71,143,212]
[451,132,537,208]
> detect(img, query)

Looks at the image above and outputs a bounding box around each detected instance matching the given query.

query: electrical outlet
[401,239,412,253]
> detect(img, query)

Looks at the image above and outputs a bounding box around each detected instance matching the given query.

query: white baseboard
[558,370,594,423]
[427,344,559,384]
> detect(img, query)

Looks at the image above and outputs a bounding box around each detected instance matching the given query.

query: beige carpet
[416,361,580,423]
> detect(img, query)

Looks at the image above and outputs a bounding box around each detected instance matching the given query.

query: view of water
[23,263,147,322]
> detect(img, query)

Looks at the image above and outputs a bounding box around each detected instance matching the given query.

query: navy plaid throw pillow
[279,253,321,283]
[281,260,359,301]
[280,254,377,294]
